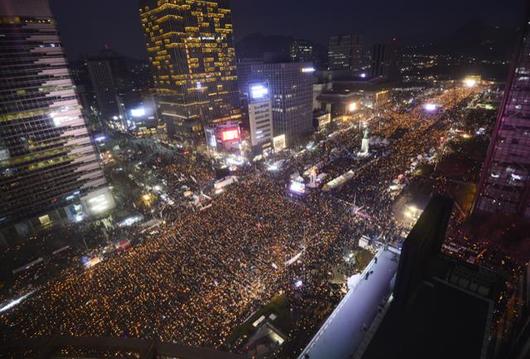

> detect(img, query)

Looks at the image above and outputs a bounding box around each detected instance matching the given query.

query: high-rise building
[392,196,453,304]
[87,56,123,128]
[290,39,314,63]
[475,18,530,219]
[247,82,273,152]
[299,196,508,359]
[68,59,100,132]
[371,40,401,80]
[139,0,241,145]
[328,34,363,71]
[0,0,114,239]
[250,63,314,147]
[80,51,156,133]
[358,197,503,359]
[236,58,264,98]
[71,54,154,134]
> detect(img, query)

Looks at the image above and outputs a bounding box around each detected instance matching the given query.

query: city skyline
[48,0,524,61]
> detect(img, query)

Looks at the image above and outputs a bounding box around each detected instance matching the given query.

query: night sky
[49,0,523,61]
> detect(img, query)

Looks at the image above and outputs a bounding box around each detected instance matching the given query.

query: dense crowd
[331,89,473,221]
[0,87,478,356]
[0,178,350,349]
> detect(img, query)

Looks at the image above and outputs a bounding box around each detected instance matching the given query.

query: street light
[348,102,358,112]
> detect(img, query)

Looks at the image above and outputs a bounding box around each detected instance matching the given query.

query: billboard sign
[206,123,241,151]
[221,128,240,142]
[250,83,269,100]
[130,107,146,118]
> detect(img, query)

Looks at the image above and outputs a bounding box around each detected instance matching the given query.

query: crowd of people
[0,178,352,350]
[0,87,480,357]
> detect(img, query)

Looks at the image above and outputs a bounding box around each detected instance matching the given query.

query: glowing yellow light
[141,193,155,207]
[463,78,477,88]
[348,102,358,112]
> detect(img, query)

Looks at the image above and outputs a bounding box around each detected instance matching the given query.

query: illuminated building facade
[476,18,530,219]
[250,63,314,147]
[139,0,241,145]
[328,34,363,71]
[248,82,273,150]
[0,0,113,239]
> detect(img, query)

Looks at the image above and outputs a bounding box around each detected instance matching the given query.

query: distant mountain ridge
[237,20,520,64]
[423,19,519,60]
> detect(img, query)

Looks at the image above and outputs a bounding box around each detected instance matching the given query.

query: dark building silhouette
[359,196,505,359]
[290,39,314,63]
[87,53,123,127]
[392,196,454,304]
[371,40,401,80]
[328,34,363,71]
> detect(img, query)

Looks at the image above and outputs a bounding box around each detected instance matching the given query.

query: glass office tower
[0,0,113,238]
[249,63,314,147]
